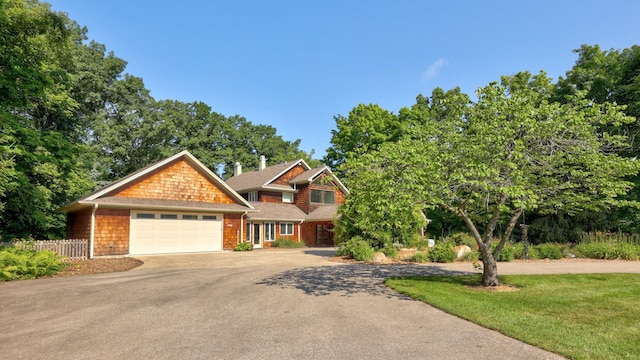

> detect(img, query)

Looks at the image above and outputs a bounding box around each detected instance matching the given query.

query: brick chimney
[234,162,242,176]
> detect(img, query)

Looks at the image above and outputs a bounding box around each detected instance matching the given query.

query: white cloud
[422,58,449,82]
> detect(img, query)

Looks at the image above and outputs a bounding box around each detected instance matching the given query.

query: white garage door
[130,212,223,255]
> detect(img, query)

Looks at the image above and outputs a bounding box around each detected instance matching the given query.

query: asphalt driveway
[2,249,638,359]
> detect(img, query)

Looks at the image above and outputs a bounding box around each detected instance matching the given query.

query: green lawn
[386,274,640,360]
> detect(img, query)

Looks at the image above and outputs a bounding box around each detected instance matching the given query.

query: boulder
[372,252,386,263]
[453,245,472,259]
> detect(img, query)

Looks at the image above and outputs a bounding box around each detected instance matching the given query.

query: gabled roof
[290,166,349,195]
[225,159,311,193]
[59,150,254,212]
[225,159,349,196]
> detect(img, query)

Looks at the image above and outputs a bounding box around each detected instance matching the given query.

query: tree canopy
[337,72,638,286]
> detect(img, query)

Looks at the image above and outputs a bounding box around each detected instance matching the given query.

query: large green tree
[339,72,638,286]
[324,104,401,174]
[0,0,94,239]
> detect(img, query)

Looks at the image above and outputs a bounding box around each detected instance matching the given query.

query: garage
[129,212,223,255]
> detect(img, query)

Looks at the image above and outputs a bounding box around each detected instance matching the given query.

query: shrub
[337,237,375,261]
[496,245,515,262]
[0,247,65,281]
[428,244,457,263]
[512,242,540,260]
[234,242,253,251]
[535,243,564,259]
[447,232,476,248]
[573,242,640,260]
[459,250,479,262]
[412,251,430,263]
[272,239,305,248]
[380,244,398,259]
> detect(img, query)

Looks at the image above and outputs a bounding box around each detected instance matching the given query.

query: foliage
[487,243,514,262]
[411,251,430,263]
[0,246,65,281]
[386,274,640,360]
[573,242,640,260]
[379,244,398,259]
[339,72,638,285]
[534,243,564,260]
[233,242,253,251]
[324,104,401,173]
[511,242,540,260]
[581,231,640,245]
[459,250,479,262]
[427,243,457,263]
[550,44,640,237]
[272,238,305,248]
[336,237,375,261]
[446,232,476,248]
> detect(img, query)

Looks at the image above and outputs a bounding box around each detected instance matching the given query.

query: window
[202,215,218,221]
[310,189,322,203]
[246,222,251,242]
[160,214,178,219]
[311,189,335,204]
[323,191,335,204]
[282,192,294,203]
[182,214,198,220]
[265,222,276,241]
[248,191,258,201]
[280,222,294,236]
[136,213,155,219]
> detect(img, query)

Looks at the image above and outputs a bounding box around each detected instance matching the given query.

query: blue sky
[47,0,640,158]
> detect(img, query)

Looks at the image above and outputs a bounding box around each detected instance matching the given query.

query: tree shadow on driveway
[257,263,476,299]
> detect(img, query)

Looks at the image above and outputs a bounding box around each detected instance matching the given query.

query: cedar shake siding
[261,191,284,203]
[94,209,130,256]
[66,208,92,240]
[112,159,237,204]
[294,183,311,214]
[223,213,242,250]
[272,164,306,185]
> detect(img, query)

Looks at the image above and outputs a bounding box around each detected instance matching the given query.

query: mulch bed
[52,257,144,277]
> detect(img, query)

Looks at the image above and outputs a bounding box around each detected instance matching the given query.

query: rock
[454,245,472,259]
[372,252,386,263]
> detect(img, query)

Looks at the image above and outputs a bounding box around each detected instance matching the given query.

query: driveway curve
[2,248,637,359]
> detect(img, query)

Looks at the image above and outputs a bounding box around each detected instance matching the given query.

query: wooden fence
[0,239,89,261]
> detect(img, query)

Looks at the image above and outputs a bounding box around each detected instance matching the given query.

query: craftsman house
[59,151,348,257]
[225,155,348,248]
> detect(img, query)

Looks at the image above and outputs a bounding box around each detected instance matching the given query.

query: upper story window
[282,192,294,203]
[248,191,258,202]
[311,189,335,204]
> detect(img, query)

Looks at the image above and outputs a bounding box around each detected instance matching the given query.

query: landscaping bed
[52,257,143,277]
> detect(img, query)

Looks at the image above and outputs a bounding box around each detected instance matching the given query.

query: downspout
[298,220,304,243]
[90,204,98,259]
[240,211,247,244]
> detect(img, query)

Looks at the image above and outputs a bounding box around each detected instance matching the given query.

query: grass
[386,274,640,360]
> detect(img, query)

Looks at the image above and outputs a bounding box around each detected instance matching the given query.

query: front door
[253,223,262,249]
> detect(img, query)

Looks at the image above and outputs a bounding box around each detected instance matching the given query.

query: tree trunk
[481,252,500,286]
[451,207,501,287]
